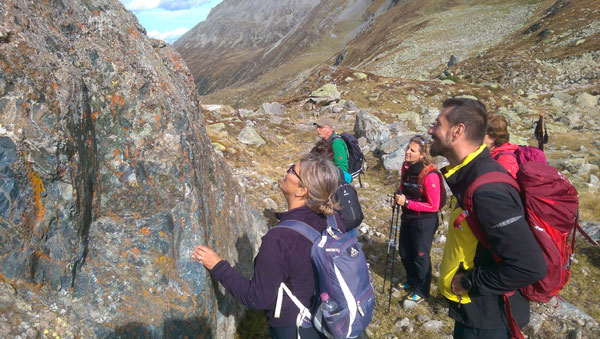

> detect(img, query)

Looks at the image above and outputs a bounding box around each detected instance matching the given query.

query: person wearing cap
[313,117,351,184]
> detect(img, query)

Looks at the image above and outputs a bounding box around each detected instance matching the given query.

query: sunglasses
[413,135,428,145]
[287,164,303,183]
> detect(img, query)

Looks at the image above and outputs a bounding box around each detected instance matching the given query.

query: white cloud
[126,0,160,11]
[147,27,189,44]
[159,1,214,11]
[125,0,214,12]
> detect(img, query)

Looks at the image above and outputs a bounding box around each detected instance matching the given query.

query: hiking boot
[406,292,423,303]
[400,281,412,290]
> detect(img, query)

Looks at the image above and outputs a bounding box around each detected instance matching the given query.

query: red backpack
[455,161,598,338]
[493,144,547,165]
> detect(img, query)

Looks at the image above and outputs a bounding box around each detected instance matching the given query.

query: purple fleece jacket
[209,206,345,327]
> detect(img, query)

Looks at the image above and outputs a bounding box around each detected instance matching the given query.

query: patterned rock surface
[0,0,264,337]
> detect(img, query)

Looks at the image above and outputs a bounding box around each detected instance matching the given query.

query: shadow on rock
[108,322,152,338]
[209,232,256,318]
[107,316,214,338]
[581,245,600,269]
[262,208,279,227]
[163,317,214,339]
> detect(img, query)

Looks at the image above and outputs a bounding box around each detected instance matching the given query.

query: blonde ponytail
[297,154,340,216]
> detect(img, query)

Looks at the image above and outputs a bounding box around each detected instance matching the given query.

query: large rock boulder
[354,111,391,146]
[573,92,598,108]
[258,102,284,115]
[238,125,266,146]
[0,0,263,337]
[382,148,405,171]
[310,84,341,105]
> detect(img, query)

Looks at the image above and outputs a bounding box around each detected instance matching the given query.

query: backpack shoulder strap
[453,171,519,253]
[493,151,518,161]
[275,220,322,243]
[326,214,339,231]
[575,219,599,246]
[417,165,436,193]
[273,220,317,333]
[417,166,446,205]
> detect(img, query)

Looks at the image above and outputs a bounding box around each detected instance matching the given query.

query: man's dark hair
[442,98,488,144]
[310,139,334,160]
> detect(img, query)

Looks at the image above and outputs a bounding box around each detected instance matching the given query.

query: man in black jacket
[428,98,546,338]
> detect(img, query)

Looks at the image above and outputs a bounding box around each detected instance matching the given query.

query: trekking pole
[387,203,401,312]
[381,202,396,293]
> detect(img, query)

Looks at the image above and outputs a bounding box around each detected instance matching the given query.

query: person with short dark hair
[484,114,518,179]
[313,117,351,183]
[192,154,343,339]
[429,97,546,338]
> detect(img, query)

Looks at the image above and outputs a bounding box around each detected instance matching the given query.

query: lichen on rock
[0,0,264,337]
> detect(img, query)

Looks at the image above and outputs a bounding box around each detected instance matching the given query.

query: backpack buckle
[327,227,340,240]
[453,210,468,230]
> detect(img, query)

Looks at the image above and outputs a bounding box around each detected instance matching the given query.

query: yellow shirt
[437,144,486,303]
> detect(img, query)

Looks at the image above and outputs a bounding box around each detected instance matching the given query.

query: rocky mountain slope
[175,0,383,96]
[179,0,598,109]
[177,0,600,337]
[0,0,264,337]
[174,0,322,94]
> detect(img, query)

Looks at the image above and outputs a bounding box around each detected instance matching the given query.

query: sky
[119,0,223,44]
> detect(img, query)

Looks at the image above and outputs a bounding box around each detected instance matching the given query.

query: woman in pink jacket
[393,135,444,303]
[484,114,519,179]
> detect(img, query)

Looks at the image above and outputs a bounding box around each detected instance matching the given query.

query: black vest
[401,161,437,219]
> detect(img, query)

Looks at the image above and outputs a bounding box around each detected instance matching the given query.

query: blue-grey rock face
[0,0,264,337]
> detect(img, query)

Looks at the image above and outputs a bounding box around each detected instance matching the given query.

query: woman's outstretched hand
[192,245,222,270]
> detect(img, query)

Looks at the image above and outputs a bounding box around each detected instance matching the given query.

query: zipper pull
[357,301,365,316]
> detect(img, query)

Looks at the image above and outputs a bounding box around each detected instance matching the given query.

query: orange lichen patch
[110,95,125,107]
[130,248,140,261]
[51,83,58,91]
[91,111,99,123]
[169,51,185,73]
[141,227,151,235]
[121,251,128,257]
[113,148,119,158]
[27,164,46,221]
[129,27,138,40]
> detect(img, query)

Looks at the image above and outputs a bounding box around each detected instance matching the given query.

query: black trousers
[398,215,438,298]
[453,321,511,339]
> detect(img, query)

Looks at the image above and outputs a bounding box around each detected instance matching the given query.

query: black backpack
[334,132,365,185]
[333,182,364,231]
